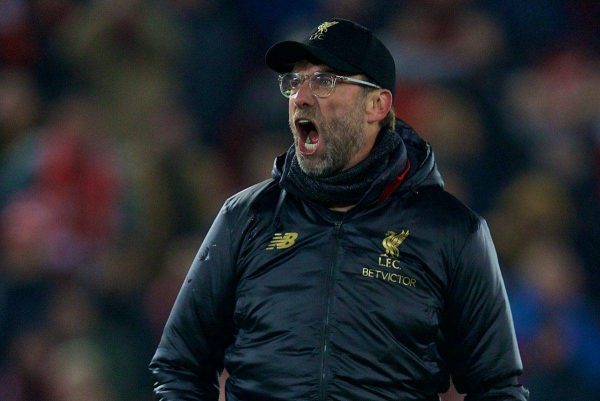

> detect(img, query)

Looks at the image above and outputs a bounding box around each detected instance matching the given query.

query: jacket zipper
[319,221,343,401]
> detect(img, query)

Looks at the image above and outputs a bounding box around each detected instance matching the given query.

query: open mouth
[295,118,320,156]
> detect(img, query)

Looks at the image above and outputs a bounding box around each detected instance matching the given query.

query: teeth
[296,118,317,151]
[305,135,317,150]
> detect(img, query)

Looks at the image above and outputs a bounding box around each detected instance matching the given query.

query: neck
[278,126,406,208]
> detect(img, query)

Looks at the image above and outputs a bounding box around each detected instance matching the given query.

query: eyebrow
[290,69,344,76]
[291,62,335,74]
[320,68,356,77]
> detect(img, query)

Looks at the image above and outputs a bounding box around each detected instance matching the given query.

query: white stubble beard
[290,98,367,177]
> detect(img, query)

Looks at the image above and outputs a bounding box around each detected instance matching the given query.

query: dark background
[1,0,599,400]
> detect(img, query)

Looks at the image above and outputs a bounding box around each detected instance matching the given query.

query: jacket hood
[272,119,443,197]
[395,119,444,192]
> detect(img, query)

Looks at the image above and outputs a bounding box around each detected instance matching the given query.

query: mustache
[292,109,318,122]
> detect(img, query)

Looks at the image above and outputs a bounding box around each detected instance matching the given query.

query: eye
[314,73,335,88]
[287,75,303,89]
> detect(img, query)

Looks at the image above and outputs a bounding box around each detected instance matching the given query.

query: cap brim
[265,41,361,74]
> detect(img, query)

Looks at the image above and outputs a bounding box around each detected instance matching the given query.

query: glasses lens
[311,73,336,98]
[279,73,302,98]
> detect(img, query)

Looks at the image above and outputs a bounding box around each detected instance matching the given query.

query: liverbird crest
[309,21,339,40]
[382,230,410,258]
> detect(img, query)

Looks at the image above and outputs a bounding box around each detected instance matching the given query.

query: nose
[292,79,315,108]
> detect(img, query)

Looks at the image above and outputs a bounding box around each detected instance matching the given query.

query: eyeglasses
[278,71,381,99]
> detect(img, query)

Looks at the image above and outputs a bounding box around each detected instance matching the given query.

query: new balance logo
[266,232,298,250]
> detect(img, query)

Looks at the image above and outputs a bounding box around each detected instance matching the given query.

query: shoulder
[222,178,281,217]
[411,186,481,228]
[399,186,485,258]
[400,187,499,278]
[218,179,282,258]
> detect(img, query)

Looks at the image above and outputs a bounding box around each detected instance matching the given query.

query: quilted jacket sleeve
[149,202,236,400]
[445,218,529,401]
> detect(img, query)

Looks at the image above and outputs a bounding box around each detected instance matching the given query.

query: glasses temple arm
[340,76,381,89]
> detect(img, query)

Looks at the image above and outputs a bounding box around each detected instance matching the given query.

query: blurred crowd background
[1,0,599,400]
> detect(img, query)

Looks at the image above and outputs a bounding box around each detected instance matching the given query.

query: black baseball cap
[265,18,396,95]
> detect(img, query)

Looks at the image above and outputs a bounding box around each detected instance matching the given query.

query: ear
[365,89,392,125]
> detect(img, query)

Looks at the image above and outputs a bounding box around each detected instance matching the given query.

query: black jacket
[150,121,528,401]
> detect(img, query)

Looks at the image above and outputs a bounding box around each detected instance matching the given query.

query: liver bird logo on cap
[309,21,339,41]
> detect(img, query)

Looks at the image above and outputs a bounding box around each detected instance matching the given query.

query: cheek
[322,97,354,119]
